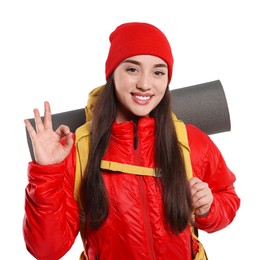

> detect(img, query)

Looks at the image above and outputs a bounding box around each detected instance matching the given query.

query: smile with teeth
[133,95,151,101]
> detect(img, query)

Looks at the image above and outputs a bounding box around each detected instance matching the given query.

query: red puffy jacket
[23,118,240,260]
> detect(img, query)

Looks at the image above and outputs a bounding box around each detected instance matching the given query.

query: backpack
[74,85,208,260]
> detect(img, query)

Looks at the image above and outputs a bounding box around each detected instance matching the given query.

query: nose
[136,74,151,91]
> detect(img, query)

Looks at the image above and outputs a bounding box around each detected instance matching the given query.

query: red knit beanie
[105,22,174,83]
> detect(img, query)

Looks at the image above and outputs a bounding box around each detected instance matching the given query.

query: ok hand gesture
[24,101,74,165]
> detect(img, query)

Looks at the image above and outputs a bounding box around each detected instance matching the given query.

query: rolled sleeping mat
[171,79,231,135]
[25,79,231,160]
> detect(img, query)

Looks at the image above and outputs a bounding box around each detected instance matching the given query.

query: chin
[133,112,150,118]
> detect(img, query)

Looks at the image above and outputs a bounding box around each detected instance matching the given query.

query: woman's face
[113,55,169,123]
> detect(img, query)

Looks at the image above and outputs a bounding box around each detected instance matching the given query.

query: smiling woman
[23,22,240,260]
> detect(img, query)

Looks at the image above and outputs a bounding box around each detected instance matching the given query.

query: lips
[131,93,153,104]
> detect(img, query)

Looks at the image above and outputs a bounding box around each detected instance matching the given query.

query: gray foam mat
[171,80,230,135]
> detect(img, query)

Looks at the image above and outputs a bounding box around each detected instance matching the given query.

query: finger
[189,177,201,186]
[24,119,36,139]
[192,185,213,211]
[55,125,71,137]
[195,205,210,218]
[43,101,53,129]
[63,132,74,152]
[33,108,44,133]
[189,177,202,195]
[194,195,212,217]
[192,189,208,205]
[191,181,209,199]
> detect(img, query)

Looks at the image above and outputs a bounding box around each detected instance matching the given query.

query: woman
[23,22,240,260]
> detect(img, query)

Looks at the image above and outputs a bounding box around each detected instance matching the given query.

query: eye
[154,70,166,76]
[126,67,139,73]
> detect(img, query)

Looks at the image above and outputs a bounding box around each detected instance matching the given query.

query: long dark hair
[80,76,192,233]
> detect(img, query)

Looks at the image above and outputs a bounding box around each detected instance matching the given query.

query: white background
[1,0,259,259]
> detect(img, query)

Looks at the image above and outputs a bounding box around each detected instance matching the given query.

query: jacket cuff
[195,200,217,232]
[27,161,66,199]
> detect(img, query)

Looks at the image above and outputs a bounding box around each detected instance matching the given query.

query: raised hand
[189,177,214,217]
[24,101,74,165]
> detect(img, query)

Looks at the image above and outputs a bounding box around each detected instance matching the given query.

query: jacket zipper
[138,178,157,260]
[133,119,157,259]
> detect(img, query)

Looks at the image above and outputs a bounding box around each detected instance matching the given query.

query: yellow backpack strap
[172,115,208,259]
[100,160,160,177]
[74,122,92,258]
[172,113,193,180]
[74,122,92,202]
[74,84,104,201]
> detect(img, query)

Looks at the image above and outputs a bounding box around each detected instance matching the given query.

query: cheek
[154,86,168,104]
[157,85,168,96]
[159,87,167,95]
[114,73,129,88]
[114,77,136,97]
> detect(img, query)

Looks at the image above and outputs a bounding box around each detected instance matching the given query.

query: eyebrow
[122,59,168,69]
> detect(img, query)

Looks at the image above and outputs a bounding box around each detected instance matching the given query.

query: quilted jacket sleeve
[187,124,240,233]
[23,138,80,260]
